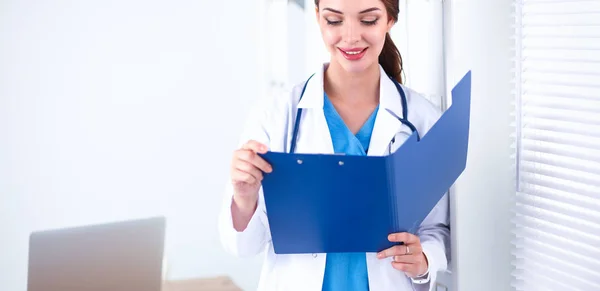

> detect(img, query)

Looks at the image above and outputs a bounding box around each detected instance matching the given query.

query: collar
[297,62,405,119]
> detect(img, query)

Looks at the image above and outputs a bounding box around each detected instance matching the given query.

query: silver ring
[405,245,410,255]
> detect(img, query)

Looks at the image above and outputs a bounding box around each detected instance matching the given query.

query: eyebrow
[322,7,381,14]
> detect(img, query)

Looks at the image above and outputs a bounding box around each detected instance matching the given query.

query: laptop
[27,216,166,291]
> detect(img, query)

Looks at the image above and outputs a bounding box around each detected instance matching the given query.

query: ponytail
[378,0,404,84]
[379,33,404,84]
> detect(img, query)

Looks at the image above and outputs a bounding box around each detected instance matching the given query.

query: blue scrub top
[321,93,379,291]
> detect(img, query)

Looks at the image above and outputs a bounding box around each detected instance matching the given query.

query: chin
[338,59,376,75]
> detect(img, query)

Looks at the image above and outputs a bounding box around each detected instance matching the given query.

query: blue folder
[258,71,471,254]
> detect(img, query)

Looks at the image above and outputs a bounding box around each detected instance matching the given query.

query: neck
[324,61,380,105]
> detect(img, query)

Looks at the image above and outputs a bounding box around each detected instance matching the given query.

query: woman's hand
[377,232,429,278]
[230,140,272,212]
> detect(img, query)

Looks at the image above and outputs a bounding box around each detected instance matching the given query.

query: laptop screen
[27,216,166,291]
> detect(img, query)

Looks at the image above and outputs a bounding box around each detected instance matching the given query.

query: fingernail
[377,253,383,259]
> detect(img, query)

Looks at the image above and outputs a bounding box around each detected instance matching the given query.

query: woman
[218,0,450,290]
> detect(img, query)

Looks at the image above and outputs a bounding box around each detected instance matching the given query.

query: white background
[1,0,514,290]
[1,0,264,290]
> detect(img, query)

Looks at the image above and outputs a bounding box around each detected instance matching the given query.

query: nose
[342,21,360,45]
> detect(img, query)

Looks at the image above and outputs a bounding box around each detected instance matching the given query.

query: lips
[338,47,368,61]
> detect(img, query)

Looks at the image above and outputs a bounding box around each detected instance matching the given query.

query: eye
[326,19,342,26]
[361,19,378,26]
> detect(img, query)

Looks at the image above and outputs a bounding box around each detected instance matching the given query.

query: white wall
[396,0,446,110]
[303,0,329,80]
[445,0,514,290]
[0,1,264,290]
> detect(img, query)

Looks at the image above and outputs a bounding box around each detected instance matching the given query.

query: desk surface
[163,276,242,291]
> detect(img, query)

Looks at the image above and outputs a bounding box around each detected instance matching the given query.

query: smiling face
[316,0,394,75]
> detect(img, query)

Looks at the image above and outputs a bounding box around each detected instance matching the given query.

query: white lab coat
[219,63,450,291]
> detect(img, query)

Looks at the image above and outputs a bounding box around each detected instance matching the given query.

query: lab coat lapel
[294,64,334,155]
[293,64,405,157]
[368,67,405,156]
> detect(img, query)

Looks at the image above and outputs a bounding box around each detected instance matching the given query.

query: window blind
[512,0,600,290]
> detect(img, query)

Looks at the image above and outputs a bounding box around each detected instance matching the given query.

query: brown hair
[314,0,404,84]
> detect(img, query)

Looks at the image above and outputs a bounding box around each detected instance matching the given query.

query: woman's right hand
[230,140,273,213]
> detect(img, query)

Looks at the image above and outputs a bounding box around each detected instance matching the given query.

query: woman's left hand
[376,232,429,278]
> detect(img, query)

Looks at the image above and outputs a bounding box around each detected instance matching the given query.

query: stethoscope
[289,74,421,154]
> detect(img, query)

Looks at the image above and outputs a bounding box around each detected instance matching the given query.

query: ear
[387,18,395,33]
